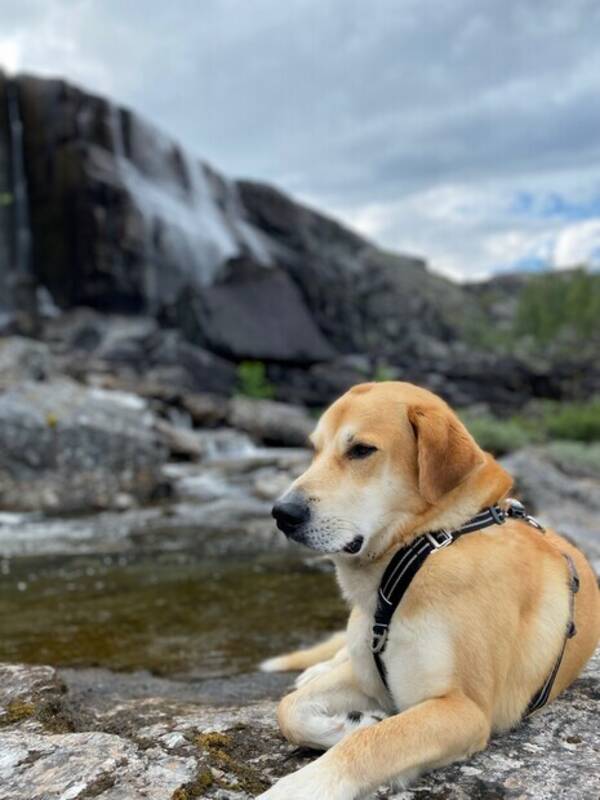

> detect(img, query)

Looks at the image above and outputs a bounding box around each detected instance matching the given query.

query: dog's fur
[258,382,600,800]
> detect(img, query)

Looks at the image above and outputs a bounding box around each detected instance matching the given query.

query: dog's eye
[347,443,377,460]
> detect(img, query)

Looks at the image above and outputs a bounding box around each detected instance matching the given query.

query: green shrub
[372,363,396,382]
[459,412,537,455]
[460,397,600,455]
[514,269,600,344]
[236,361,274,400]
[543,399,600,442]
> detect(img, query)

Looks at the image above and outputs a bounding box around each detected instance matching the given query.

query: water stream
[0,549,345,680]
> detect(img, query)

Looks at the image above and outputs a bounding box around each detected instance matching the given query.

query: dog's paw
[258,757,355,800]
[259,655,288,672]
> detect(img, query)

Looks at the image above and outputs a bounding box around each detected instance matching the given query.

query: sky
[1,0,600,280]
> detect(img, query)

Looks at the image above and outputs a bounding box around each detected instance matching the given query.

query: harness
[371,499,579,717]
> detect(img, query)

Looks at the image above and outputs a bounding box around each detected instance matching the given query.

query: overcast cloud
[1,0,600,279]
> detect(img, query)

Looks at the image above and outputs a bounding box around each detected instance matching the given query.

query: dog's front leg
[259,690,490,800]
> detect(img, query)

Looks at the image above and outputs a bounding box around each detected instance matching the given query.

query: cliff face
[0,72,470,365]
[1,71,598,409]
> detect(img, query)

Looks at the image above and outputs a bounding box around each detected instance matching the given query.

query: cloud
[1,0,600,278]
[554,219,600,267]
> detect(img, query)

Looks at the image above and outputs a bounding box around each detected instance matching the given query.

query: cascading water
[0,105,10,313]
[3,80,35,325]
[105,102,272,313]
[6,81,32,279]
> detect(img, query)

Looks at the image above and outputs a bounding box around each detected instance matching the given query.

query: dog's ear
[407,404,484,505]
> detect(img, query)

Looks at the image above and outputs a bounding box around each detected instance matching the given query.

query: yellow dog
[259,382,600,799]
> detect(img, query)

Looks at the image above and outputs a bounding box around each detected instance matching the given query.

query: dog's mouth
[343,535,364,555]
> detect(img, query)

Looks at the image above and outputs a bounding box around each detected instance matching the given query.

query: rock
[179,258,335,363]
[238,181,470,357]
[181,392,229,427]
[0,379,167,512]
[0,654,598,799]
[155,419,206,459]
[228,396,314,446]
[44,310,239,396]
[501,445,600,572]
[0,336,55,387]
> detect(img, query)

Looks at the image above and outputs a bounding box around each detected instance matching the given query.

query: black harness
[371,499,579,718]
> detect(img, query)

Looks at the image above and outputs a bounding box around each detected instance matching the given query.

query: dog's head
[272,382,509,558]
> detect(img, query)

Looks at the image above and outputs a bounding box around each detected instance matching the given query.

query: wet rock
[0,379,166,512]
[228,396,314,446]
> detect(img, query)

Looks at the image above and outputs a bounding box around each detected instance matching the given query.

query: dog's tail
[260,630,346,672]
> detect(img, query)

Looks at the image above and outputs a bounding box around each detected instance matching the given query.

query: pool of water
[0,551,346,679]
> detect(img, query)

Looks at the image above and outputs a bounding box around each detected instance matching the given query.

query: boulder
[0,336,55,387]
[0,379,166,512]
[228,396,314,446]
[501,445,600,572]
[180,259,335,363]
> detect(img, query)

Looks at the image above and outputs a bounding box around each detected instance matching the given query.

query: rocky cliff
[0,71,598,409]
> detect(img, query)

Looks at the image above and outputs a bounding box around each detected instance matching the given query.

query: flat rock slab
[0,652,597,799]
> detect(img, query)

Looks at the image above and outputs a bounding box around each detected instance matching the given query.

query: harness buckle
[505,498,526,518]
[425,530,453,550]
[371,623,389,654]
[506,498,545,532]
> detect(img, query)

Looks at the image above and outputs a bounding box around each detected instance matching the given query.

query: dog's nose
[272,496,310,535]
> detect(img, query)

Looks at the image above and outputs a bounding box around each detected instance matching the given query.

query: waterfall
[5,80,36,327]
[6,81,32,280]
[105,103,272,311]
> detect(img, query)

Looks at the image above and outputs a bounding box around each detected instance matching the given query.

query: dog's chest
[347,606,455,712]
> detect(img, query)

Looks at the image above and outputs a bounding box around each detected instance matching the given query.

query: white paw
[258,757,354,800]
[294,660,335,688]
[259,655,288,672]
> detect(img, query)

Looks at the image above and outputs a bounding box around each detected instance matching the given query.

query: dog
[257,381,600,799]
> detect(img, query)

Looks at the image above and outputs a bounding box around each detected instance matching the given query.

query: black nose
[272,496,310,535]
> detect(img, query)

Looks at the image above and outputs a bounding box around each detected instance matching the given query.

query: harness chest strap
[371,499,579,718]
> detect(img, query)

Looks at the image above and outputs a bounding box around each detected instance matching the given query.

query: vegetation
[543,398,600,442]
[236,361,274,400]
[459,411,538,455]
[460,398,600,455]
[514,269,600,343]
[464,268,600,352]
[372,362,396,382]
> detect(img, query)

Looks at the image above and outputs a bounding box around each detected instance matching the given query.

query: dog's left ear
[407,404,484,505]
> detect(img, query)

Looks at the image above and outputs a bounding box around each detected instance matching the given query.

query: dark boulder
[179,258,334,362]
